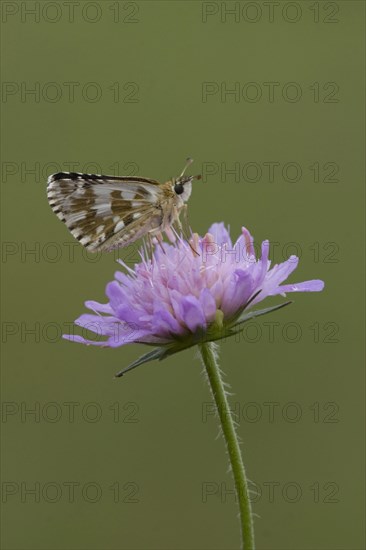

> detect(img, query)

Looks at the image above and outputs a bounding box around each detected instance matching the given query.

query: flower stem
[198,342,255,550]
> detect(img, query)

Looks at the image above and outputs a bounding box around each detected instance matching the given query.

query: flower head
[64,223,324,373]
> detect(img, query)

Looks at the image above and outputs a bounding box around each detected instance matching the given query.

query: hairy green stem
[198,342,255,550]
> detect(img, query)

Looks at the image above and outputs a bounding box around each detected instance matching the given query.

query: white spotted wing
[47,172,168,252]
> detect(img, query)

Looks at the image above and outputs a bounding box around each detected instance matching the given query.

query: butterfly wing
[47,172,169,252]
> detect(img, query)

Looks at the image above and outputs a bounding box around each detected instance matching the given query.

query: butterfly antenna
[179,157,194,178]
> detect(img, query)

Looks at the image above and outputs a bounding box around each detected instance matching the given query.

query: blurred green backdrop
[1,1,365,549]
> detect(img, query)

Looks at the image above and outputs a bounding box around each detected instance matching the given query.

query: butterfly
[47,158,201,253]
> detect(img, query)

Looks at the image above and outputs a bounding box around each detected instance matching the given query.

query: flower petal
[234,227,256,263]
[151,307,184,337]
[271,279,325,295]
[257,255,299,296]
[115,305,144,325]
[74,314,120,336]
[64,222,324,354]
[199,288,217,323]
[242,227,255,259]
[62,334,106,346]
[85,300,113,314]
[221,269,254,318]
[207,222,232,247]
[107,328,153,348]
[106,281,130,310]
[180,295,206,333]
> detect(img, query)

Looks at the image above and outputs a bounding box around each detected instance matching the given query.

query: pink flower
[64,223,324,375]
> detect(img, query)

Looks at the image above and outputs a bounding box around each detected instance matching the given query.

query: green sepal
[233,300,292,328]
[114,347,168,377]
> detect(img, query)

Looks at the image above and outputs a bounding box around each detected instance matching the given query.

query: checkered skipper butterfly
[47,158,201,252]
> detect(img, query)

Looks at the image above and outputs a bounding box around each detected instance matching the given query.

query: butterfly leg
[164,225,177,243]
[155,231,166,255]
[145,234,154,260]
[178,205,200,257]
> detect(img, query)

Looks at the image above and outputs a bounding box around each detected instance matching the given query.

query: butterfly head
[173,158,201,202]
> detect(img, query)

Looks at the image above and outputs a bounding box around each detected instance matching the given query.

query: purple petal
[62,334,106,346]
[250,255,299,306]
[207,222,232,247]
[264,255,299,288]
[221,269,254,318]
[210,279,224,307]
[75,314,120,336]
[234,227,256,262]
[151,307,183,337]
[115,305,143,325]
[107,327,153,348]
[106,281,130,310]
[180,296,206,333]
[199,288,217,322]
[271,280,325,296]
[169,289,186,323]
[114,270,134,287]
[258,240,270,283]
[85,300,113,314]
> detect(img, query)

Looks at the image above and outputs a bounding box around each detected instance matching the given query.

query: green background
[1,1,365,549]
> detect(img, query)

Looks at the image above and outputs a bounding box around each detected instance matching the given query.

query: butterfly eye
[174,183,184,195]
